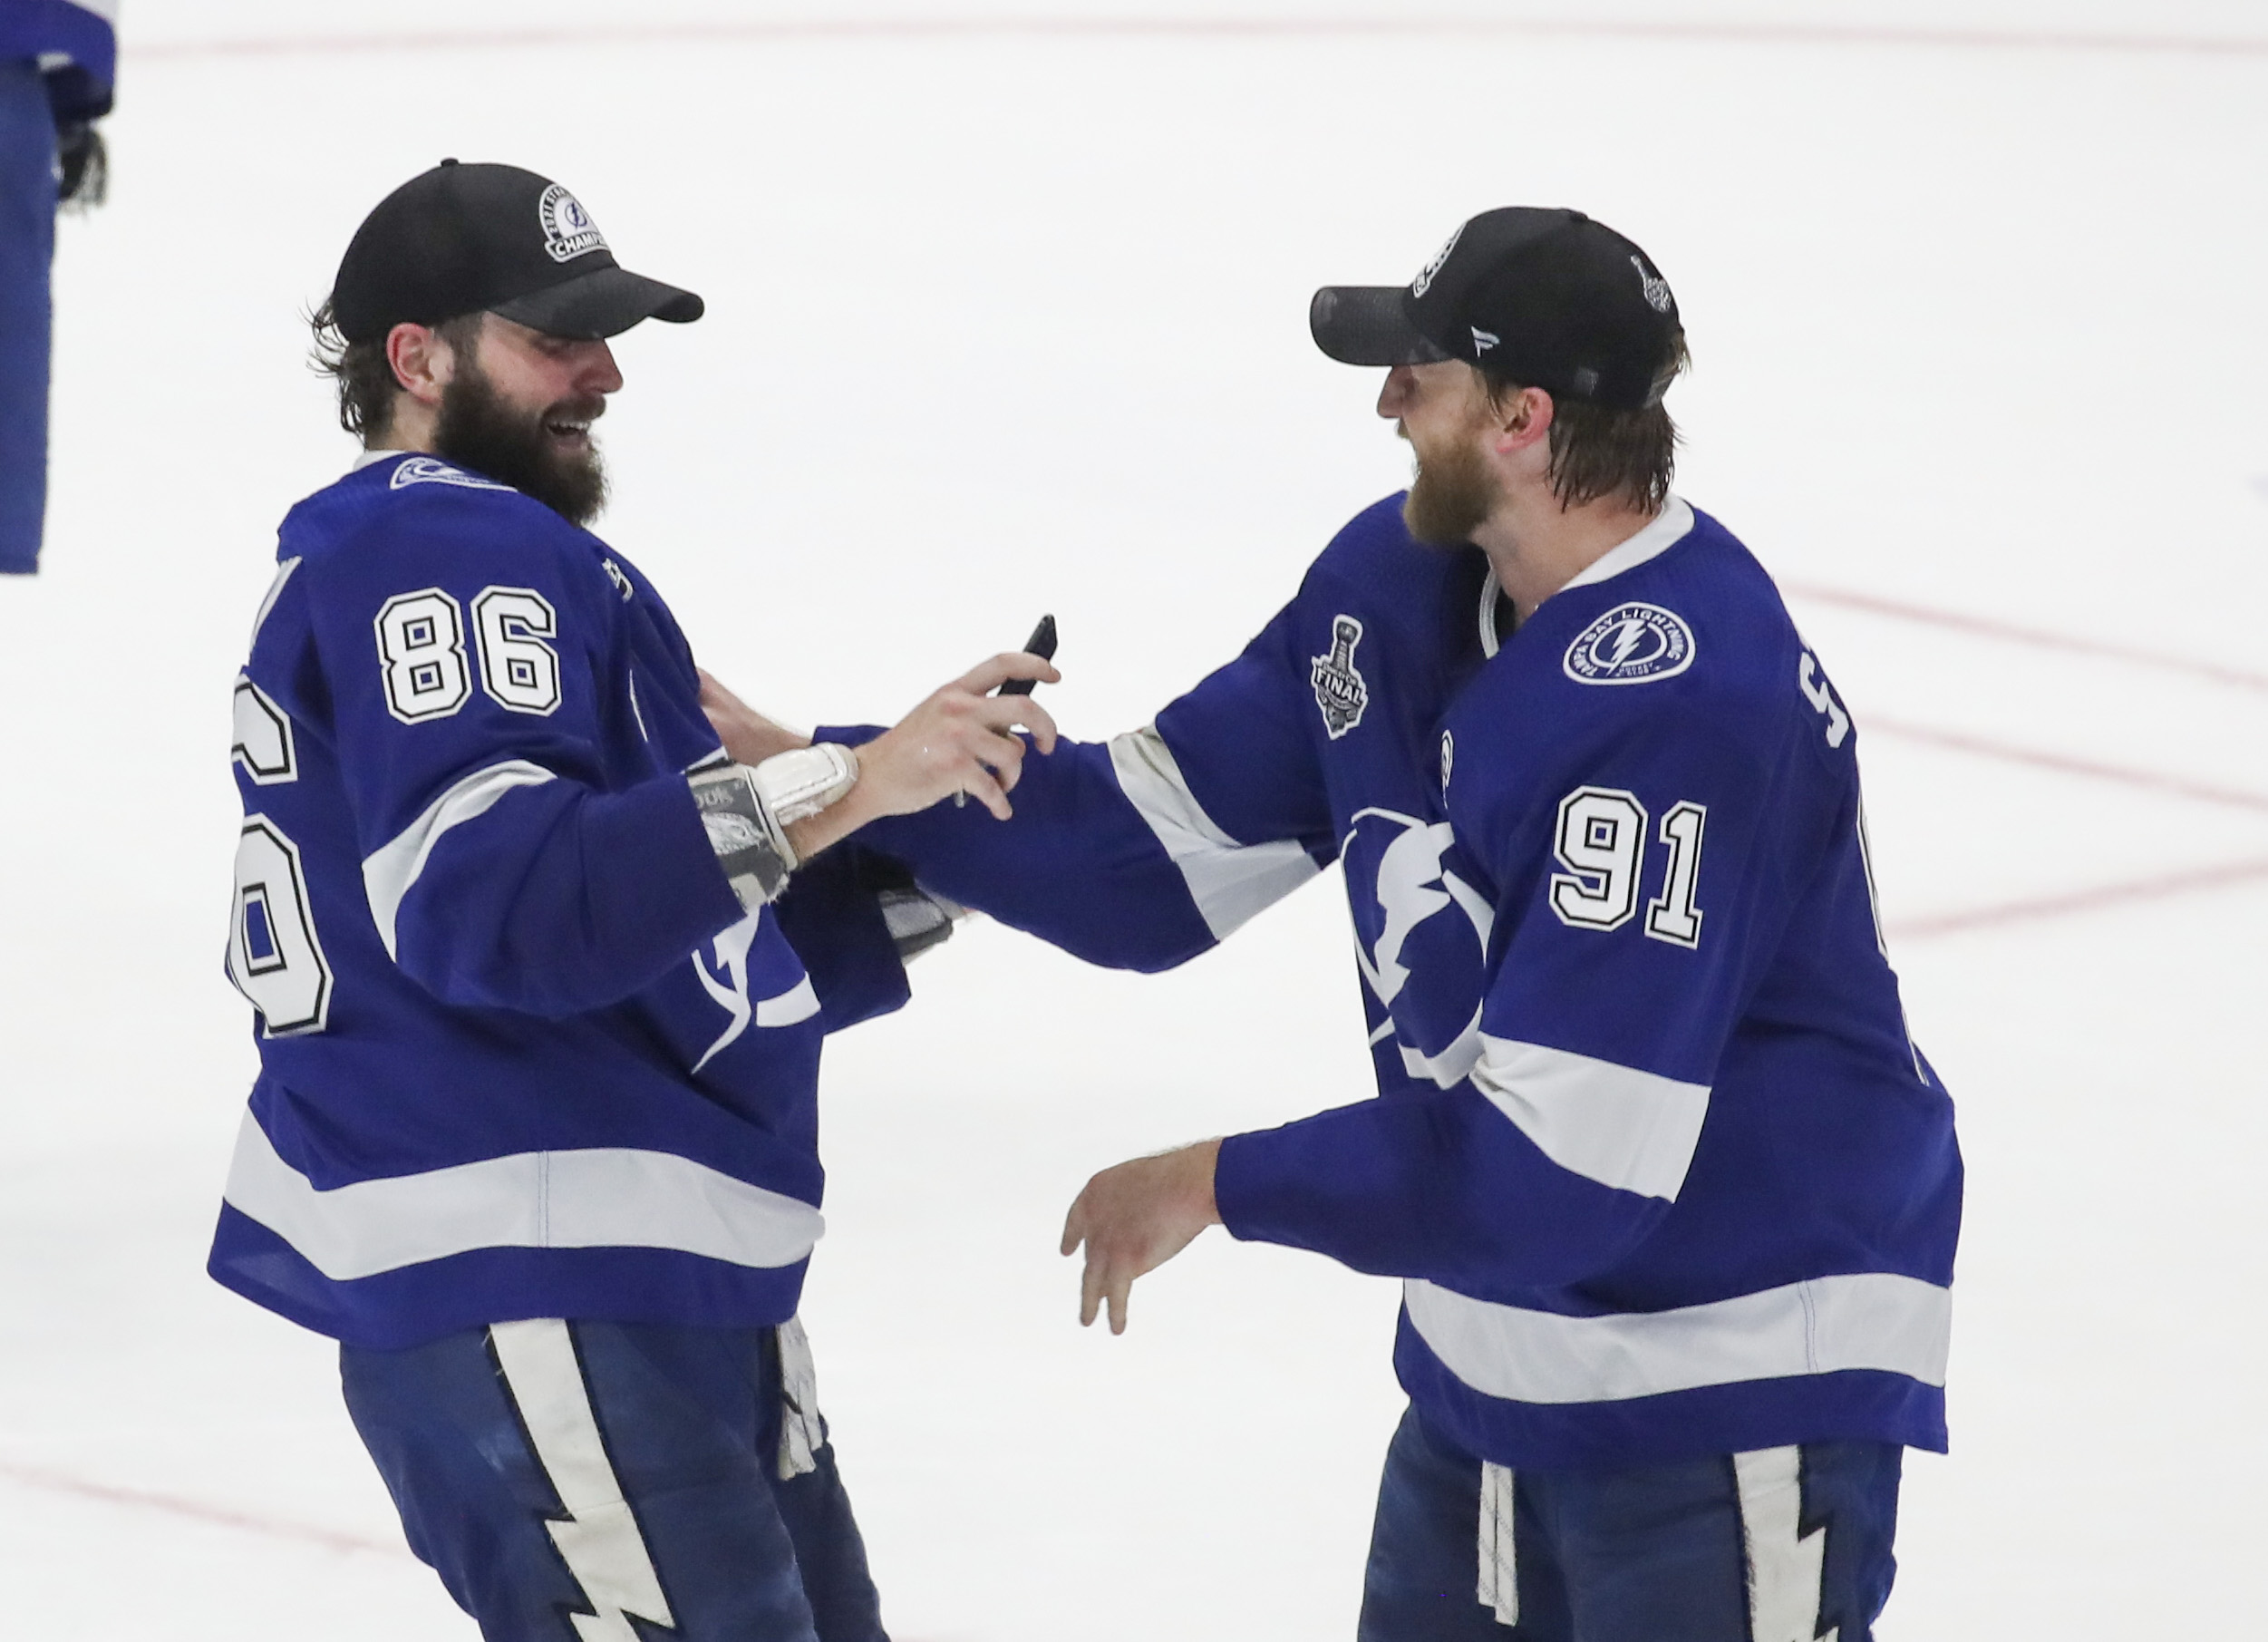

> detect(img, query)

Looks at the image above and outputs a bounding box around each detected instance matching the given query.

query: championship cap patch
[1562,602,1696,685]
[538,183,607,263]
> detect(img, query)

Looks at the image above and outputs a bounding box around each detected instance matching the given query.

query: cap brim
[492,265,704,340]
[1310,286,1450,366]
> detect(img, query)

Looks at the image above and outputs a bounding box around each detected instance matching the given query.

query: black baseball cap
[330,160,703,345]
[1310,208,1681,410]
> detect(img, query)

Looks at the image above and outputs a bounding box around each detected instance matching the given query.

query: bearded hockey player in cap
[209,159,1059,1640]
[706,208,1963,1639]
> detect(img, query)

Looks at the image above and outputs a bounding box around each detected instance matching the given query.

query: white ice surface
[1,4,2264,1637]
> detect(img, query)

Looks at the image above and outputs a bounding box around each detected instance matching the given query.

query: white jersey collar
[1561,494,1696,593]
[351,447,416,473]
[1476,495,1696,659]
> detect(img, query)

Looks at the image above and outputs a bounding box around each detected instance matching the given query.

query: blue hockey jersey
[847,494,1962,1471]
[211,452,909,1350]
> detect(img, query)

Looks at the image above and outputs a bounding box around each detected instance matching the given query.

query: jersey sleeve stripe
[219,1112,824,1281]
[362,760,557,958]
[1403,1270,1953,1406]
[1107,725,1319,941]
[1468,1035,1711,1201]
[247,556,302,653]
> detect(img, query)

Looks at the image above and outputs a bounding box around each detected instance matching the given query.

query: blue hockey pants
[1358,1404,1903,1641]
[341,1317,887,1641]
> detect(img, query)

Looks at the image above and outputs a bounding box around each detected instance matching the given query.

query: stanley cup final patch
[1312,615,1370,738]
[1562,603,1697,685]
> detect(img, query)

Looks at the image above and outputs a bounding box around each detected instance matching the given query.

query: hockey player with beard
[706,209,1963,1640]
[210,160,1061,1640]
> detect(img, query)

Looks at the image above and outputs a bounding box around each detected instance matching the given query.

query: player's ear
[385,321,453,410]
[1492,385,1554,454]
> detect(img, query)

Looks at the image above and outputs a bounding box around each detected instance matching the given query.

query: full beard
[1401,428,1499,547]
[433,357,609,527]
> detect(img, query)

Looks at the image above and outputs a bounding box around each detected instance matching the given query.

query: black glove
[56,121,105,209]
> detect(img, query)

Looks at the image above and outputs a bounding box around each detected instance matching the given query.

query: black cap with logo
[329,160,704,345]
[1309,208,1681,410]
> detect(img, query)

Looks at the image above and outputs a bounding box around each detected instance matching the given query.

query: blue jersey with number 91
[848,493,1963,1472]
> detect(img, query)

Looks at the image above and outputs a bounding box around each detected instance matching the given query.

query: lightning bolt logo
[490,1320,678,1641]
[1605,617,1651,668]
[1734,1446,1840,1642]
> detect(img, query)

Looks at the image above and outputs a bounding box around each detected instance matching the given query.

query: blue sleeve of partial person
[769,844,913,1034]
[1,5,116,121]
[307,492,744,1016]
[0,61,54,576]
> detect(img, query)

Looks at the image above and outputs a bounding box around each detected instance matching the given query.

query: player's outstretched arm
[1059,1140,1223,1335]
[699,651,1060,856]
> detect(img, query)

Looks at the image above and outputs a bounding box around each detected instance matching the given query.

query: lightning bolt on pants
[342,1317,887,1641]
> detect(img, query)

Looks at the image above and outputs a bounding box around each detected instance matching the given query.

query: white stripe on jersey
[1405,1270,1952,1406]
[247,557,301,654]
[362,760,557,957]
[489,1319,677,1641]
[1468,1036,1711,1202]
[221,1111,824,1280]
[1108,724,1319,941]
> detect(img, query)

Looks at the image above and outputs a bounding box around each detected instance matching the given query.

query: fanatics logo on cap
[1563,603,1696,685]
[1470,325,1499,355]
[538,183,608,264]
[1311,615,1371,738]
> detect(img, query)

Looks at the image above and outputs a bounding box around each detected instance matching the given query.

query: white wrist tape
[751,743,860,825]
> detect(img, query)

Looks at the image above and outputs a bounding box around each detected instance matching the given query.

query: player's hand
[1060,1139,1223,1335]
[698,669,813,765]
[855,651,1061,822]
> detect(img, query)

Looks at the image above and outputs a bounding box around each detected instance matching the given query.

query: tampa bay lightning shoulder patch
[1563,602,1696,685]
[388,456,513,493]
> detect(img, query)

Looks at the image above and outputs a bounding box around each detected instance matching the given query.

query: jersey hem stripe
[221,1111,825,1282]
[1404,1270,1952,1406]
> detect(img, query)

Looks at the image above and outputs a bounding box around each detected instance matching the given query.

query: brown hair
[1482,332,1691,512]
[307,303,482,442]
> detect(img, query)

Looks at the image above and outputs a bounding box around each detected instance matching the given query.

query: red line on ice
[1890,855,2268,940]
[0,1460,405,1558]
[1784,583,2268,695]
[124,18,2268,64]
[1861,716,2268,814]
